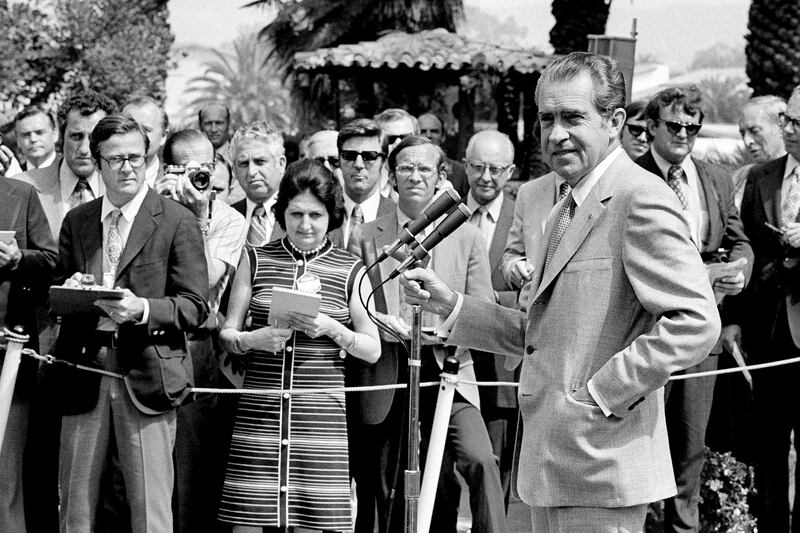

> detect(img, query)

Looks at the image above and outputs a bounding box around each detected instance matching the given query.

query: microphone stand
[405,304,422,533]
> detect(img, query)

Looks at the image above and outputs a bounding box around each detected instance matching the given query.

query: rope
[18,348,800,395]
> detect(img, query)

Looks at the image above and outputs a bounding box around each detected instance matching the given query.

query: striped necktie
[782,167,800,227]
[668,165,689,210]
[544,191,575,275]
[247,204,267,246]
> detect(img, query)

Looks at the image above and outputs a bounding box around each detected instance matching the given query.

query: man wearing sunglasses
[637,84,753,533]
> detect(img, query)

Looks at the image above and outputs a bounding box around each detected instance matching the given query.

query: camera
[164,164,212,192]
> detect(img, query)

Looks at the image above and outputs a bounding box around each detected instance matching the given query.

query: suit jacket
[16,158,106,241]
[328,194,395,249]
[447,152,720,507]
[444,157,469,198]
[501,172,558,310]
[636,151,754,286]
[349,207,494,420]
[0,179,58,394]
[231,198,285,243]
[471,194,519,410]
[737,155,800,350]
[52,188,209,415]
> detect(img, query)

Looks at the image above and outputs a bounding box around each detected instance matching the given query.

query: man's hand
[720,324,742,355]
[0,238,22,269]
[95,288,145,324]
[177,173,211,220]
[399,267,459,318]
[714,270,746,296]
[784,222,800,248]
[508,258,534,289]
[0,146,18,176]
[155,172,181,201]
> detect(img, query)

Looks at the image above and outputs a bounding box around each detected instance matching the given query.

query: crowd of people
[0,49,798,533]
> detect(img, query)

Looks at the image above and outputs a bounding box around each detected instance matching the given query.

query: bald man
[419,111,469,198]
[306,129,341,182]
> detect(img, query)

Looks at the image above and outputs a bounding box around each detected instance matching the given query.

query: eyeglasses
[625,124,647,138]
[314,155,340,169]
[780,113,800,131]
[339,150,383,165]
[385,133,411,146]
[466,161,512,178]
[658,119,702,136]
[99,154,146,170]
[394,164,436,179]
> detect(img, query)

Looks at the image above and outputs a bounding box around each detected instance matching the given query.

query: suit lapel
[761,156,786,226]
[115,189,160,283]
[373,211,400,318]
[693,158,721,251]
[79,201,104,280]
[0,182,21,231]
[488,196,513,273]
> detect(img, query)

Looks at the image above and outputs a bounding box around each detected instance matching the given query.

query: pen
[765,222,785,235]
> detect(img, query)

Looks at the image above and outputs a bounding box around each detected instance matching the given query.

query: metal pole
[418,356,459,533]
[0,326,29,455]
[405,305,423,533]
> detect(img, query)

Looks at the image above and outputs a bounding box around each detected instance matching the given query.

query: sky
[167,0,751,71]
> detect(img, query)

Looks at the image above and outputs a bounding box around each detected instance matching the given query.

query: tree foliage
[746,0,800,98]
[0,0,173,119]
[690,42,746,71]
[183,30,292,132]
[549,0,611,55]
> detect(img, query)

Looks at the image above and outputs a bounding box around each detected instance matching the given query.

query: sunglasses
[780,113,800,131]
[314,155,340,169]
[385,133,411,146]
[339,150,383,163]
[625,124,647,137]
[659,119,702,136]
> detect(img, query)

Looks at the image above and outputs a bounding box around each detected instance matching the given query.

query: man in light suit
[637,84,753,533]
[350,135,507,533]
[229,121,287,246]
[463,130,519,509]
[401,52,721,532]
[735,84,800,532]
[51,114,208,532]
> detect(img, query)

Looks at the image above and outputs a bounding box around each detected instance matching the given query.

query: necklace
[287,236,328,258]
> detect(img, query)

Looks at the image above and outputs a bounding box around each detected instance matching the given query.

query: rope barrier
[18,348,800,396]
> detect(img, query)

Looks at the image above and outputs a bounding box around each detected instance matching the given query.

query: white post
[0,327,29,455]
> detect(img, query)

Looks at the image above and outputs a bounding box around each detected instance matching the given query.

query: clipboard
[268,287,321,328]
[50,286,125,315]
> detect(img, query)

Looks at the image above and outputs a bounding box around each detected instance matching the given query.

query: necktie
[105,210,123,279]
[247,204,267,246]
[668,165,689,210]
[70,178,90,210]
[557,182,571,203]
[782,167,800,227]
[470,205,486,229]
[351,204,364,227]
[543,191,575,275]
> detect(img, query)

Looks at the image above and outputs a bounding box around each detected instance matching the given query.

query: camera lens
[188,169,211,192]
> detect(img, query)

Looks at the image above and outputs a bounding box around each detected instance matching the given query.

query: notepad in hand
[268,287,321,328]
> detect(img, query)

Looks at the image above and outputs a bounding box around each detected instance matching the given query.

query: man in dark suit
[419,112,469,197]
[636,84,753,533]
[736,84,800,532]
[463,130,519,509]
[229,121,287,246]
[0,178,58,532]
[52,114,208,532]
[13,105,59,173]
[351,136,507,533]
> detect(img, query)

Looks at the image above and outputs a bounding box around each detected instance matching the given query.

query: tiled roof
[294,28,550,75]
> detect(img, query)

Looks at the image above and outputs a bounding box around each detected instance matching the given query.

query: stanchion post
[418,356,459,533]
[405,305,423,533]
[0,325,29,455]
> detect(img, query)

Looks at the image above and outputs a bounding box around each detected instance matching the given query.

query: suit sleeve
[589,181,721,416]
[716,168,754,285]
[501,194,527,287]
[146,209,209,334]
[15,186,57,281]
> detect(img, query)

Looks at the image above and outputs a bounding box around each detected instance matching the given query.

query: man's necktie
[106,210,123,278]
[557,182,571,203]
[247,204,267,246]
[782,167,800,227]
[543,191,575,275]
[470,205,486,229]
[668,165,689,211]
[351,204,364,227]
[70,178,90,210]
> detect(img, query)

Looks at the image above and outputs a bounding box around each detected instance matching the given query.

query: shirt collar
[571,146,623,207]
[466,190,504,222]
[101,181,149,223]
[344,188,381,221]
[28,152,56,170]
[245,195,278,220]
[785,154,800,180]
[651,148,696,181]
[60,160,102,200]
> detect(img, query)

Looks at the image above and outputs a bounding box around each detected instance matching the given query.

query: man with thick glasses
[350,135,507,533]
[53,114,208,532]
[733,85,800,532]
[621,100,650,160]
[638,84,753,533]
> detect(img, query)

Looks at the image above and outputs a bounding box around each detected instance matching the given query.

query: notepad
[268,287,321,328]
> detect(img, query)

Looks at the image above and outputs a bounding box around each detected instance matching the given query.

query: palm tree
[549,0,611,54]
[746,0,800,98]
[183,30,291,131]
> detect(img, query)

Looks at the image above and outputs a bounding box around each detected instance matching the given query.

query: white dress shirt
[651,149,709,247]
[467,191,505,248]
[343,189,382,247]
[59,161,103,206]
[244,195,278,244]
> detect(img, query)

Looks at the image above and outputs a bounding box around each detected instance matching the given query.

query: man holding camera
[155,128,247,533]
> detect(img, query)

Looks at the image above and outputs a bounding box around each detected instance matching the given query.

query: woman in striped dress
[218,159,381,532]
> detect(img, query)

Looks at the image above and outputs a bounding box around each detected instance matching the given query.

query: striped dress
[218,238,361,530]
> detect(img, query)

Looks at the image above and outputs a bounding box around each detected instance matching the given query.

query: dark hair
[273,159,345,232]
[644,84,705,124]
[625,100,647,121]
[337,118,383,152]
[198,103,231,126]
[162,129,213,165]
[535,52,626,116]
[123,94,169,133]
[386,135,445,172]
[14,105,56,130]
[58,91,118,138]
[90,114,150,166]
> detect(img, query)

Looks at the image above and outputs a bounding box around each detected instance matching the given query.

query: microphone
[388,203,472,279]
[376,188,461,263]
